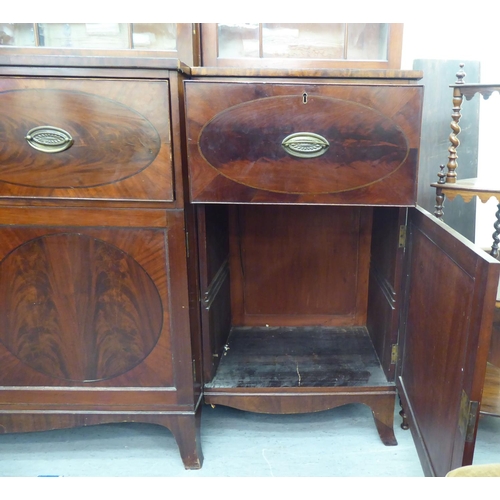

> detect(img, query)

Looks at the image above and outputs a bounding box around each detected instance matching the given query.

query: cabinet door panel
[0,209,190,399]
[0,78,173,202]
[397,207,499,476]
[185,81,422,205]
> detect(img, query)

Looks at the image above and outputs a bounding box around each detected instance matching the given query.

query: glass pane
[262,23,345,59]
[132,23,177,50]
[346,23,389,61]
[218,23,259,58]
[0,23,36,46]
[38,23,129,49]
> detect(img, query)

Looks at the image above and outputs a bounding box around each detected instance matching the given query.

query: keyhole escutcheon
[302,92,308,104]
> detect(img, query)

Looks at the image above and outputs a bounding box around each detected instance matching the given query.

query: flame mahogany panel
[0,223,175,388]
[185,81,423,205]
[0,233,162,382]
[0,78,173,201]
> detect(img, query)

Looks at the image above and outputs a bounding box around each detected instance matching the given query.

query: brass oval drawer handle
[25,126,74,154]
[281,132,329,159]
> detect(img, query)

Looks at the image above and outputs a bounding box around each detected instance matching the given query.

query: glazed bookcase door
[0,23,199,65]
[397,207,500,477]
[201,23,403,69]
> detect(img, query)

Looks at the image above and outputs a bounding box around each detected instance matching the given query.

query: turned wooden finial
[437,164,446,184]
[434,188,445,219]
[456,63,466,85]
[434,166,447,219]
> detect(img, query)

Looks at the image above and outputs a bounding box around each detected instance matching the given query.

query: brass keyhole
[302,92,308,104]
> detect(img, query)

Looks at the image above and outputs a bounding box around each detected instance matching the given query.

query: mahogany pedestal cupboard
[184,67,500,477]
[0,58,498,477]
[0,59,204,469]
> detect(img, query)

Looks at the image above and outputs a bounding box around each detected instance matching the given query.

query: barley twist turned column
[491,204,500,259]
[446,64,466,183]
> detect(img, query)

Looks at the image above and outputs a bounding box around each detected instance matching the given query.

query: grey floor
[1,402,499,478]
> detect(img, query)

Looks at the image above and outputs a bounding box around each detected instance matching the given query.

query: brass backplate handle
[25,125,74,153]
[281,132,330,159]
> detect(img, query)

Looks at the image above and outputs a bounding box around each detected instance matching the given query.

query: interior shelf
[455,83,500,101]
[432,177,500,203]
[205,326,392,390]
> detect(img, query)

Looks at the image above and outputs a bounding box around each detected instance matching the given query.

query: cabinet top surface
[0,54,423,80]
[190,66,423,80]
[0,50,186,72]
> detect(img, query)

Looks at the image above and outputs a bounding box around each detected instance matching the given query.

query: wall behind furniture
[401,18,500,249]
[412,58,480,242]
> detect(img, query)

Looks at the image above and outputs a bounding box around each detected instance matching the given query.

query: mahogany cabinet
[0,53,499,477]
[0,59,204,469]
[184,67,500,476]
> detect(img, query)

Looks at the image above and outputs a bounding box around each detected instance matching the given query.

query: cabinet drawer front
[186,81,422,205]
[0,209,189,389]
[0,78,173,202]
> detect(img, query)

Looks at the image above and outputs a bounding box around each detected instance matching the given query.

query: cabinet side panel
[197,205,232,381]
[367,207,406,380]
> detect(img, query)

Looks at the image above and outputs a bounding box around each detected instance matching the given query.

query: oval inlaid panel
[198,95,409,194]
[0,89,161,188]
[0,233,163,382]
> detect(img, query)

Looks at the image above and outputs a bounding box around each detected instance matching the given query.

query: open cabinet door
[397,207,500,477]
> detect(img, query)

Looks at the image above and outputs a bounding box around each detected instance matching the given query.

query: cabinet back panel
[229,205,372,326]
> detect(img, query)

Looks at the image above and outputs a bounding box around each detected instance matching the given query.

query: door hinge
[391,344,398,364]
[459,390,479,442]
[185,231,190,258]
[398,225,407,248]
